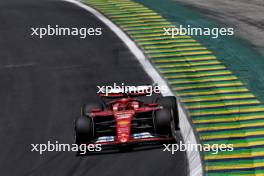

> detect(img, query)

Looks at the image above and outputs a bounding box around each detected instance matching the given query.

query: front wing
[94,132,175,147]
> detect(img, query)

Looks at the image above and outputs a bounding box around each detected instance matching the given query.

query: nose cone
[120,135,129,143]
[116,120,131,143]
[115,111,134,144]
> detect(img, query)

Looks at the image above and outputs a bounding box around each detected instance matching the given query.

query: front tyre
[156,96,179,130]
[75,116,95,145]
[154,108,175,137]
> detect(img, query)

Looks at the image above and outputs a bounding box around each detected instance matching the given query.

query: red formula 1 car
[74,86,179,151]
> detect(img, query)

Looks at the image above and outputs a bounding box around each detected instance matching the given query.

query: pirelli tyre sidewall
[154,108,174,136]
[75,116,95,144]
[156,96,179,130]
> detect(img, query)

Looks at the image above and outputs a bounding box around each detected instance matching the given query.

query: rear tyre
[154,108,174,136]
[156,96,179,130]
[75,116,95,145]
[82,103,103,116]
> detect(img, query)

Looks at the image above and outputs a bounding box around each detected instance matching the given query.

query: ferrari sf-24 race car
[74,86,179,151]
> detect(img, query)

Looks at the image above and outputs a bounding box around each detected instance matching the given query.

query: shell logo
[119,121,129,125]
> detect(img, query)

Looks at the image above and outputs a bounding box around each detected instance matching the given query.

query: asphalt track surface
[0,0,187,175]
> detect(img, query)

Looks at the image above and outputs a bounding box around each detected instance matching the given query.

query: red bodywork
[89,97,174,146]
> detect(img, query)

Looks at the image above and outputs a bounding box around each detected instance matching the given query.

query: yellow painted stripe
[197,120,264,132]
[110,13,159,18]
[174,82,242,91]
[152,51,213,58]
[187,100,260,109]
[229,141,264,149]
[141,39,197,45]
[153,55,216,63]
[118,19,167,26]
[133,33,168,38]
[126,29,165,34]
[182,93,254,102]
[124,25,173,31]
[206,162,264,171]
[193,114,264,124]
[205,151,264,160]
[178,87,248,96]
[121,22,171,27]
[116,18,167,25]
[135,36,191,41]
[155,58,218,63]
[201,131,264,140]
[144,43,203,49]
[99,8,152,13]
[165,70,231,78]
[169,75,236,84]
[191,106,264,116]
[99,5,143,8]
[204,139,264,149]
[158,60,219,68]
[148,47,208,54]
[99,9,153,14]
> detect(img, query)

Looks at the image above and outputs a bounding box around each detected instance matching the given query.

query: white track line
[62,0,203,175]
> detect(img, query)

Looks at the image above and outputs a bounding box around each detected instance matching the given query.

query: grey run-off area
[175,0,264,55]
